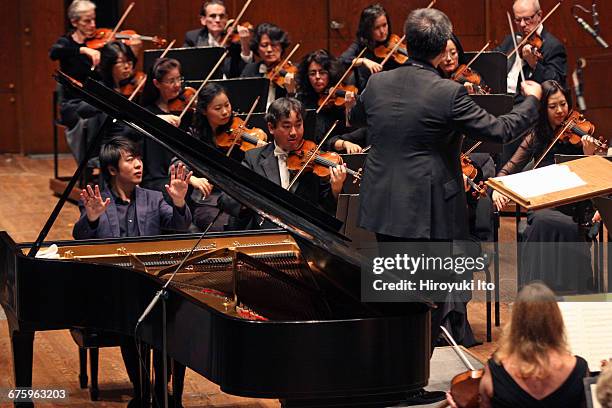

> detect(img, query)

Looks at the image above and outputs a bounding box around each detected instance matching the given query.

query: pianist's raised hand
[164,163,193,209]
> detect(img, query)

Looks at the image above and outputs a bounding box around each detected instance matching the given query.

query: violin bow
[463,141,482,156]
[507,12,527,85]
[91,2,136,70]
[269,43,301,82]
[440,326,477,371]
[179,50,229,121]
[127,39,175,100]
[453,41,491,79]
[508,2,562,58]
[287,120,339,190]
[317,47,366,114]
[380,34,407,67]
[220,0,253,47]
[227,96,260,157]
[427,0,437,8]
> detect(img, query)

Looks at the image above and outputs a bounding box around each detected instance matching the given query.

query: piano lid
[55,72,411,304]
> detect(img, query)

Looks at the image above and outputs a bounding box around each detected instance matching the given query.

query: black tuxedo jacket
[349,60,539,240]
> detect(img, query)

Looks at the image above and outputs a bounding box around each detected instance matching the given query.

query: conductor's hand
[492,190,510,211]
[81,184,110,222]
[165,164,193,208]
[330,164,348,198]
[521,80,542,100]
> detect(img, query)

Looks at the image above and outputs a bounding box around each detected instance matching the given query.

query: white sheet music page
[557,302,612,371]
[493,164,586,198]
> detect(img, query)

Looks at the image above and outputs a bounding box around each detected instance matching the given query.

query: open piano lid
[56,73,432,305]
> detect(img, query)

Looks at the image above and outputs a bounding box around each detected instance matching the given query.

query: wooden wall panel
[18,0,66,154]
[0,0,21,152]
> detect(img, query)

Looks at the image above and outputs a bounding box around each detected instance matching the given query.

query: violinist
[492,80,602,293]
[296,49,366,153]
[96,41,138,93]
[219,97,347,230]
[447,283,589,408]
[439,34,489,96]
[495,0,567,99]
[183,0,253,78]
[241,23,297,106]
[338,4,406,90]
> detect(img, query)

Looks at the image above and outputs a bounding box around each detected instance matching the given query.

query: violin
[268,62,298,89]
[168,87,197,115]
[118,70,145,97]
[215,116,268,152]
[451,65,491,95]
[286,140,362,181]
[518,32,543,61]
[317,84,358,109]
[461,155,487,198]
[558,110,607,149]
[86,28,167,49]
[228,22,254,44]
[374,34,409,65]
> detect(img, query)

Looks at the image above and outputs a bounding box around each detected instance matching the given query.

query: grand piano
[0,74,432,407]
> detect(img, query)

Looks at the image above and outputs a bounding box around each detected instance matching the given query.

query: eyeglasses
[160,76,184,85]
[514,11,540,25]
[308,69,329,77]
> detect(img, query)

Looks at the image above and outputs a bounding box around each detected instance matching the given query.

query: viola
[461,155,487,198]
[286,140,362,181]
[118,71,145,97]
[451,65,491,95]
[168,87,197,115]
[86,28,167,49]
[374,34,409,65]
[215,116,268,152]
[317,84,359,109]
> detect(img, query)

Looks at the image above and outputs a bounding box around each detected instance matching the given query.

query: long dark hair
[97,41,137,88]
[140,58,182,108]
[192,83,233,146]
[534,80,572,145]
[297,49,343,104]
[356,3,391,49]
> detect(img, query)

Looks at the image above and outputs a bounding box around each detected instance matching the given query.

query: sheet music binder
[143,46,225,81]
[185,77,269,114]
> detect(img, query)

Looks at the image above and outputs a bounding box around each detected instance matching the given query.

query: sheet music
[493,164,586,198]
[558,302,612,371]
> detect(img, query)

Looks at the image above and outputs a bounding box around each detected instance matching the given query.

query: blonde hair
[67,0,96,22]
[494,282,569,379]
[597,366,612,408]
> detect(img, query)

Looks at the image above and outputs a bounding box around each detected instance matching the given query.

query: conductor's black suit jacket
[350,59,539,240]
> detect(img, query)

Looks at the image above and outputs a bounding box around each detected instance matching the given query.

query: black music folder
[465,94,515,154]
[185,77,269,114]
[463,51,507,94]
[143,46,225,81]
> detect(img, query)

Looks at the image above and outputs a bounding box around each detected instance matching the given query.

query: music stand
[465,94,514,154]
[143,46,225,81]
[186,77,270,114]
[339,153,367,194]
[234,109,317,142]
[463,51,507,94]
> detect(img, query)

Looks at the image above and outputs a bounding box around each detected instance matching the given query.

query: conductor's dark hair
[99,136,141,180]
[356,3,391,49]
[250,23,290,55]
[404,8,453,61]
[199,0,226,17]
[97,41,137,88]
[265,97,304,128]
[140,58,182,107]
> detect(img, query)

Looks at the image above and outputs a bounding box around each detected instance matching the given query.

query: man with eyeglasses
[183,0,253,78]
[495,0,566,163]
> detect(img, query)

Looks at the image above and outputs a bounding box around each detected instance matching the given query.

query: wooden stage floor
[0,153,513,407]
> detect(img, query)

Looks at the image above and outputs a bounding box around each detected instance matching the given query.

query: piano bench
[69,328,124,401]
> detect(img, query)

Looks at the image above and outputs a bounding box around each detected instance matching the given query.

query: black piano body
[0,74,432,407]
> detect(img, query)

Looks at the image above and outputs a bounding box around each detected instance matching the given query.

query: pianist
[72,135,192,407]
[220,97,347,230]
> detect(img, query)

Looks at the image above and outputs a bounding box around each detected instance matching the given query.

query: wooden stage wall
[1,0,610,154]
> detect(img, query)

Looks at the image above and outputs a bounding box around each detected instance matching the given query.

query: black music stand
[143,46,225,81]
[464,94,514,154]
[339,153,367,194]
[463,51,507,94]
[234,109,317,141]
[185,77,270,114]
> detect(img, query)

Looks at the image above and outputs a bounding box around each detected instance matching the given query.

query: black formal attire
[182,27,248,78]
[350,59,539,241]
[486,356,588,408]
[339,40,405,90]
[140,105,176,195]
[497,132,594,293]
[240,61,288,104]
[495,28,567,165]
[219,142,337,230]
